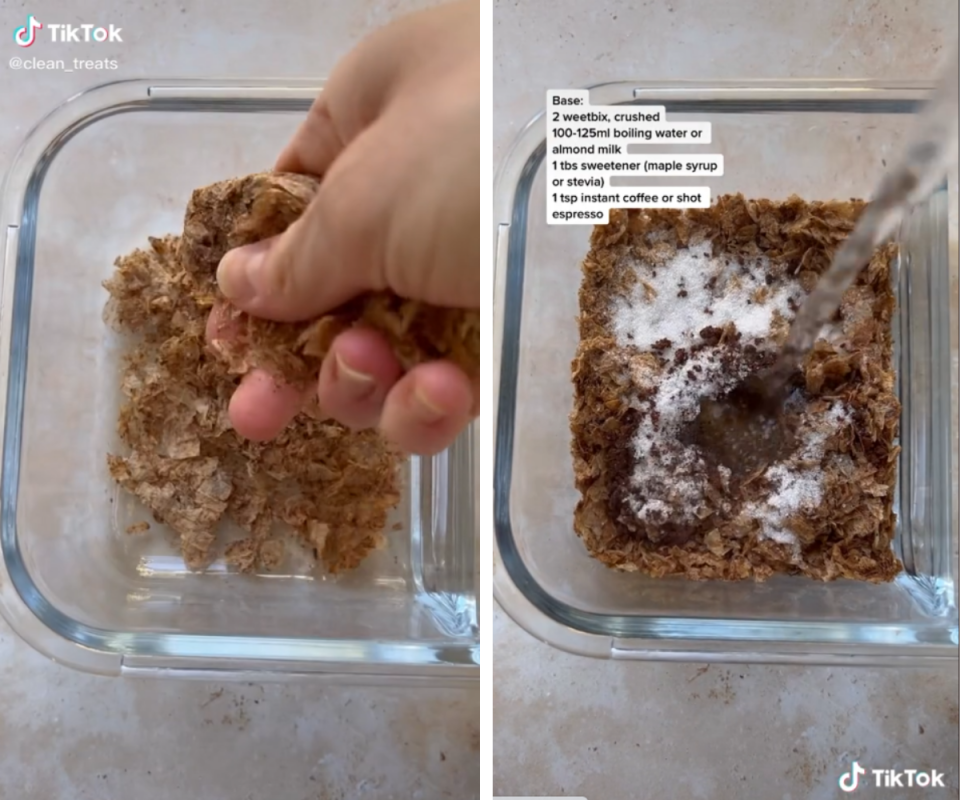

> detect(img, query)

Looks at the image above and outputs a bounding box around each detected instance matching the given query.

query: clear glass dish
[0,79,478,684]
[493,81,957,666]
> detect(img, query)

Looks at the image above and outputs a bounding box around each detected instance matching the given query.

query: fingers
[227,348,474,455]
[205,301,242,346]
[208,304,473,452]
[272,36,401,177]
[210,0,481,449]
[317,331,474,455]
[217,4,480,325]
[205,301,305,441]
[216,117,397,323]
[316,328,403,430]
[218,102,478,323]
[228,369,305,442]
[378,361,475,456]
[274,100,345,178]
[274,0,476,177]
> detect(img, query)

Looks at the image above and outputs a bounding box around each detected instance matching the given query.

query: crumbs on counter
[125,521,151,535]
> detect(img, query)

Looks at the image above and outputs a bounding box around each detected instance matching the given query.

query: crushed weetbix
[104,171,480,573]
[570,194,901,582]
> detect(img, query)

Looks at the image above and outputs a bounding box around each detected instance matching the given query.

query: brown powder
[570,194,901,582]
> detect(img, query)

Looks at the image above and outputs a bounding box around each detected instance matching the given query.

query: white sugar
[636,498,670,522]
[614,242,797,523]
[610,241,799,351]
[626,346,727,522]
[766,465,822,512]
[610,240,851,546]
[747,402,852,544]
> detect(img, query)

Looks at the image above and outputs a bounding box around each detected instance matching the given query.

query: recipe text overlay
[546,90,721,224]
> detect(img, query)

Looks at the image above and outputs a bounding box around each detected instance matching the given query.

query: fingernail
[412,387,446,424]
[216,247,261,304]
[334,353,376,398]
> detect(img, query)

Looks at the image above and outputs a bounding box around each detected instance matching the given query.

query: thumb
[214,217,375,323]
[215,130,392,322]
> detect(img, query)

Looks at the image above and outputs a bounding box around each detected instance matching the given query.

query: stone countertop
[492,1,959,798]
[0,2,477,798]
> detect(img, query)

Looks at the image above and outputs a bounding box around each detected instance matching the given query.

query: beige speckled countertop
[0,2,477,798]
[493,1,959,798]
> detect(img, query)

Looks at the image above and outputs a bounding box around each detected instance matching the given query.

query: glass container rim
[0,78,480,683]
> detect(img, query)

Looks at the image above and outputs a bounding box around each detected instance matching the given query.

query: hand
[211,0,480,455]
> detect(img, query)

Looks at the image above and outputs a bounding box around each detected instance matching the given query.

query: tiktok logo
[13,15,42,47]
[839,761,867,793]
